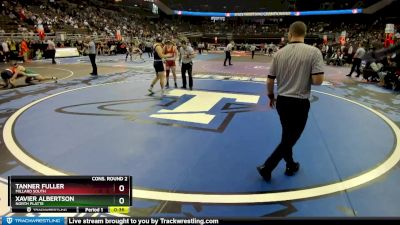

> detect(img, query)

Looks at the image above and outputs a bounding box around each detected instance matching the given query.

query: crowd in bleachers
[0,0,399,91]
[2,0,397,38]
[319,38,399,90]
[0,0,180,60]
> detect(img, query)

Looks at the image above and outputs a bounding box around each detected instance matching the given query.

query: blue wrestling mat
[2,74,400,217]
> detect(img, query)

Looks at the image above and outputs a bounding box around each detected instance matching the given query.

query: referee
[84,36,97,76]
[257,21,325,182]
[47,38,56,64]
[224,41,234,66]
[346,42,366,78]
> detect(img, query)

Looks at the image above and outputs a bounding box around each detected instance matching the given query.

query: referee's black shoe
[257,165,271,182]
[285,162,300,176]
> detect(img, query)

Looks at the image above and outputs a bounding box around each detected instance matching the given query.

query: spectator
[2,40,10,62]
[47,38,56,64]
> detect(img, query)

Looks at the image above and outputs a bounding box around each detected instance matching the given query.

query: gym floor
[0,52,399,217]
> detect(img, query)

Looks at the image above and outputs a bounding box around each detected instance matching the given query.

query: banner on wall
[211,17,225,22]
[385,24,395,34]
[37,24,45,40]
[116,30,122,41]
[385,33,394,47]
[340,31,346,45]
[385,24,395,47]
[55,47,80,58]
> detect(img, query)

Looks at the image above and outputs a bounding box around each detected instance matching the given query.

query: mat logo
[55,89,262,133]
[6,217,12,224]
[151,89,260,126]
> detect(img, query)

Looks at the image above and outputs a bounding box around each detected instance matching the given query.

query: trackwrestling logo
[55,89,262,133]
[2,217,64,225]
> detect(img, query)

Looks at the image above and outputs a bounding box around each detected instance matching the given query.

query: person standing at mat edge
[224,41,234,66]
[47,38,56,64]
[257,21,324,182]
[85,37,97,76]
[250,44,256,59]
[346,42,366,78]
[179,40,195,90]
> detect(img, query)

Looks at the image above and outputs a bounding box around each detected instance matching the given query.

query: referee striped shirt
[268,42,324,99]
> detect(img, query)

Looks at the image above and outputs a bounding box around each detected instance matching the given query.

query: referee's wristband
[268,93,274,99]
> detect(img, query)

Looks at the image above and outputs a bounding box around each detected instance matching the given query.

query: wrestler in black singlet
[153,43,164,73]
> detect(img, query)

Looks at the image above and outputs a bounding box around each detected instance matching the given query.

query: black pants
[224,51,231,65]
[181,62,193,88]
[48,49,56,64]
[251,51,255,59]
[349,58,362,76]
[9,51,18,61]
[4,52,10,62]
[145,47,153,57]
[347,53,354,64]
[263,96,310,171]
[89,54,97,75]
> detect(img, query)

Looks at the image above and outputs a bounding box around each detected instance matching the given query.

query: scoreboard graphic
[8,176,132,213]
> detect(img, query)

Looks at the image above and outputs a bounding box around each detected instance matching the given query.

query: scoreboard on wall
[8,176,132,213]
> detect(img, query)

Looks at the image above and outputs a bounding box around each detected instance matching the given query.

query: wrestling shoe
[284,162,300,176]
[257,165,271,182]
